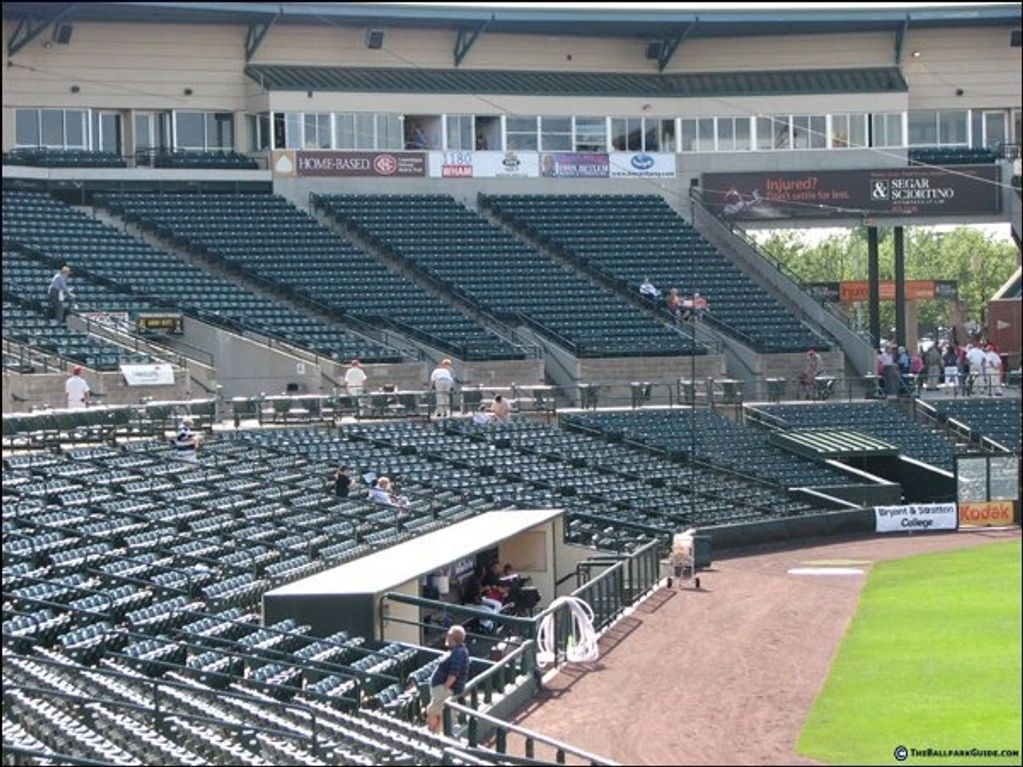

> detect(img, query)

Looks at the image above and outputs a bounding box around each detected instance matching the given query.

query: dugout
[263,508,595,645]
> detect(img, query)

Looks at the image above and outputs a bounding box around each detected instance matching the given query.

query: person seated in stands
[174,416,201,463]
[639,277,661,299]
[407,122,428,150]
[490,394,512,422]
[665,288,683,322]
[368,476,406,507]
[798,348,824,398]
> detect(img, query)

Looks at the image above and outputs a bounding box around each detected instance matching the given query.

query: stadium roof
[246,64,907,97]
[7,4,1017,67]
[4,2,1020,37]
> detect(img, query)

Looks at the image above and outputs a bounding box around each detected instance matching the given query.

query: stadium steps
[307,201,538,361]
[86,205,425,364]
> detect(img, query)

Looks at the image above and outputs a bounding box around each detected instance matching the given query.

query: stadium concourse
[2,1,1021,765]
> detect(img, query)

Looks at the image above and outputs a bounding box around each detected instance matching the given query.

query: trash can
[721,379,742,404]
[630,381,652,409]
[677,379,695,406]
[693,535,712,569]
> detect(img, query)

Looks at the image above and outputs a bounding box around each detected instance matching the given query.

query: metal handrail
[445,700,618,765]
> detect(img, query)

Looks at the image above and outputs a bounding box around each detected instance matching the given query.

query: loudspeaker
[1011,29,1021,47]
[646,41,663,60]
[365,29,384,49]
[54,24,73,44]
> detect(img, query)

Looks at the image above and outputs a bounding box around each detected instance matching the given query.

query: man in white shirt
[983,344,1003,395]
[430,358,454,418]
[65,365,90,409]
[344,359,367,395]
[639,277,660,299]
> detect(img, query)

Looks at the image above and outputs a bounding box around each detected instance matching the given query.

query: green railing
[444,700,618,765]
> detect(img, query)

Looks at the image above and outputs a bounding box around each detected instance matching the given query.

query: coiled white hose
[536,596,600,665]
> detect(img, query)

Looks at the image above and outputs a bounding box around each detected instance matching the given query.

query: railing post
[468,713,478,747]
[496,727,507,754]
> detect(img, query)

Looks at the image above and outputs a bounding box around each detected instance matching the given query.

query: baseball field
[798,539,1022,766]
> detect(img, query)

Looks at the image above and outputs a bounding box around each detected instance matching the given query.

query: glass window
[756,116,775,151]
[831,114,866,149]
[208,112,234,150]
[772,115,791,149]
[506,116,538,150]
[697,118,714,151]
[872,113,903,147]
[95,112,121,154]
[354,114,374,149]
[284,112,302,149]
[643,120,660,152]
[377,114,402,150]
[257,113,270,151]
[735,117,750,151]
[792,115,825,149]
[657,119,676,152]
[716,118,732,151]
[446,115,474,151]
[908,111,939,145]
[540,116,572,151]
[303,113,330,150]
[15,109,40,146]
[680,119,697,152]
[64,110,87,149]
[938,110,967,145]
[41,110,64,147]
[175,112,205,150]
[575,117,606,152]
[335,114,355,149]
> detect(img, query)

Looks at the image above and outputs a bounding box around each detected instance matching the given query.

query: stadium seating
[147,149,259,170]
[2,148,127,168]
[754,402,958,470]
[2,191,403,363]
[318,194,702,358]
[2,301,152,371]
[908,147,999,165]
[483,194,829,353]
[95,192,522,361]
[933,398,1021,453]
[563,410,857,488]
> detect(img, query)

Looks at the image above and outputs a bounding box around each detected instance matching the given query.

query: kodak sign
[958,501,1015,527]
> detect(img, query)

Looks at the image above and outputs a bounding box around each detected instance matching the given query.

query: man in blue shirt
[426,624,470,733]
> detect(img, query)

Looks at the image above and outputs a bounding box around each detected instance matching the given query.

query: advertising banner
[121,363,175,386]
[958,501,1015,527]
[702,165,1001,220]
[541,153,610,178]
[609,152,677,178]
[875,503,958,533]
[429,151,539,178]
[273,150,427,178]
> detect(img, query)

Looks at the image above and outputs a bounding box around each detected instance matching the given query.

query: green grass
[798,540,1022,766]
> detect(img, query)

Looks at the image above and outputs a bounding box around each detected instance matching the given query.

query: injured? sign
[875,503,958,533]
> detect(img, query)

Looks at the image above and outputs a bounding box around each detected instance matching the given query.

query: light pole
[689,310,697,521]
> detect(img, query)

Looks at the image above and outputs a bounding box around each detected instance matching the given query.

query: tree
[753,225,1018,337]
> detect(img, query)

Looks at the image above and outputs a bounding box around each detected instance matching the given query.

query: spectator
[430,359,454,418]
[896,346,911,375]
[983,344,1003,395]
[490,394,512,422]
[344,359,367,396]
[665,288,682,322]
[174,417,201,463]
[798,348,824,398]
[334,465,352,498]
[48,264,72,322]
[639,277,661,299]
[880,345,899,397]
[475,133,488,150]
[965,343,986,388]
[408,122,428,150]
[941,344,959,391]
[925,344,943,390]
[64,365,90,410]
[368,476,397,505]
[426,625,470,733]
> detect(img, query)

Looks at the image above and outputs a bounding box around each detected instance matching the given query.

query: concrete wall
[178,317,321,399]
[2,366,189,412]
